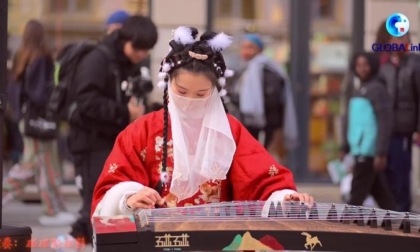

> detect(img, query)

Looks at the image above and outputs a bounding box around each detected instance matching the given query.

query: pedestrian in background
[52,15,158,250]
[380,31,420,212]
[3,20,76,226]
[105,10,130,35]
[227,34,298,163]
[341,52,396,210]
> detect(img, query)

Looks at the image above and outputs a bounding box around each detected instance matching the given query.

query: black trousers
[70,149,111,244]
[246,125,278,148]
[349,156,397,211]
[385,135,412,212]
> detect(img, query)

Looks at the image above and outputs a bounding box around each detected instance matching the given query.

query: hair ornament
[162,63,171,73]
[160,171,169,183]
[173,26,196,45]
[219,88,227,97]
[158,72,167,80]
[157,80,167,89]
[188,51,208,60]
[218,77,226,87]
[224,69,234,78]
[207,32,232,52]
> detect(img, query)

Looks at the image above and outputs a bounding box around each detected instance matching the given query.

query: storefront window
[242,0,256,19]
[309,0,350,176]
[49,0,91,13]
[217,0,233,17]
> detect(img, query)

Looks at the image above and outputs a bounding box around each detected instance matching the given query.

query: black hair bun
[199,31,217,42]
[190,27,199,40]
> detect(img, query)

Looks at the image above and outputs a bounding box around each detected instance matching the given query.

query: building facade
[6,0,420,189]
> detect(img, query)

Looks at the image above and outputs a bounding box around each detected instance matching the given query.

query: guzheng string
[136,202,420,225]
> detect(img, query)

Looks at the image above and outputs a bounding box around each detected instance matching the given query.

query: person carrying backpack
[227,34,299,159]
[51,15,158,250]
[3,20,76,226]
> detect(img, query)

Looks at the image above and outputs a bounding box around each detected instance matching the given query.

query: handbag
[22,104,58,140]
[21,58,58,140]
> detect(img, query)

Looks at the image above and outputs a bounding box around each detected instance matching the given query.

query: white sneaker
[8,163,35,180]
[50,234,84,252]
[39,212,77,226]
[2,192,15,206]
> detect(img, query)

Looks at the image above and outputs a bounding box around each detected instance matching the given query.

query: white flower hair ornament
[219,88,227,97]
[173,26,197,46]
[157,71,168,89]
[207,32,233,52]
[224,69,234,78]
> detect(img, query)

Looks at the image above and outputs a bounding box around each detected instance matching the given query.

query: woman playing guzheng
[91,27,313,217]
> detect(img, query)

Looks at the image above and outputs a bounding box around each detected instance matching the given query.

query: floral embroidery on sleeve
[108,163,118,174]
[268,165,279,177]
[155,136,163,154]
[140,148,147,162]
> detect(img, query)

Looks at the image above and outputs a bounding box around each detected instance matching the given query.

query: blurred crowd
[2,9,420,251]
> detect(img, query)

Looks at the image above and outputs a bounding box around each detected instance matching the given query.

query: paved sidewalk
[3,197,92,252]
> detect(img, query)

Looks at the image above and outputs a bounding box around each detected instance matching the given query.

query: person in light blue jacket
[341,52,396,210]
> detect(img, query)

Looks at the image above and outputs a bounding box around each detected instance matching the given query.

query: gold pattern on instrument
[301,232,322,251]
[155,233,190,248]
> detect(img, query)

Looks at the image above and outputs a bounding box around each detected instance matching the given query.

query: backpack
[47,41,115,122]
[262,65,285,128]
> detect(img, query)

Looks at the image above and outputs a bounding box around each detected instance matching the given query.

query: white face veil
[167,85,236,201]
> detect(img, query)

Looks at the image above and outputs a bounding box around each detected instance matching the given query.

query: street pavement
[2,183,419,251]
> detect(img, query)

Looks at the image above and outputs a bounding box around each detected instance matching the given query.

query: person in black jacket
[52,15,158,248]
[341,52,396,210]
[3,20,76,226]
[379,31,420,212]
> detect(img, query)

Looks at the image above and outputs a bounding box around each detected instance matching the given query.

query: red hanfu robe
[91,110,296,216]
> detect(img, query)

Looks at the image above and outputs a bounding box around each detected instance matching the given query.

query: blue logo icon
[386,13,410,37]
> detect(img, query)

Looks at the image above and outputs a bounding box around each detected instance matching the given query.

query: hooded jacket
[342,52,393,156]
[379,54,420,135]
[68,31,139,154]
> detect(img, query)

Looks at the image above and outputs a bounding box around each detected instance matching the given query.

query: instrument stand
[0,2,33,251]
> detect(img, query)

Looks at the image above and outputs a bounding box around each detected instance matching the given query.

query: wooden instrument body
[92,202,420,252]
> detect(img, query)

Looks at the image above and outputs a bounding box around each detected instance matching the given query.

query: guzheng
[92,201,420,252]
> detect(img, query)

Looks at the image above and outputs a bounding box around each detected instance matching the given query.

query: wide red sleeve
[227,115,297,201]
[91,115,151,216]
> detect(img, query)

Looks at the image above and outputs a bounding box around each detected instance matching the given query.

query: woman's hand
[283,192,314,207]
[126,186,165,209]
